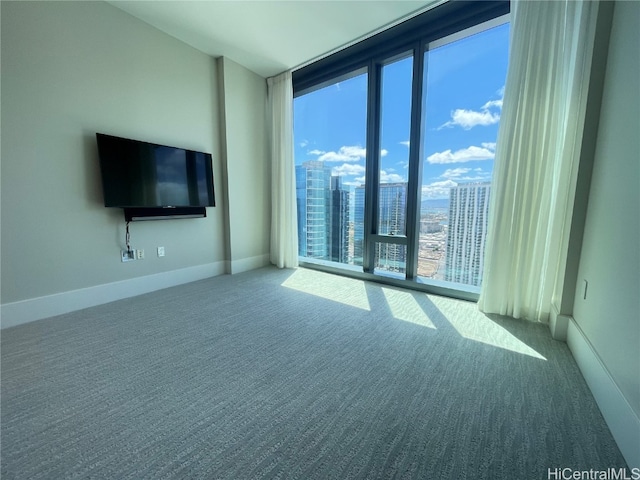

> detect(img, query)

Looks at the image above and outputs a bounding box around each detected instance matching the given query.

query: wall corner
[549,303,570,341]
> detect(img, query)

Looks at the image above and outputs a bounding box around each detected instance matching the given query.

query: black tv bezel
[96,133,216,211]
[123,206,207,221]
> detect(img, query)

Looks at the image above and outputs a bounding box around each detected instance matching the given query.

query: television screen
[96,133,215,208]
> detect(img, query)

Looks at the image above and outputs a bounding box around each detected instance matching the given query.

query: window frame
[292,0,510,301]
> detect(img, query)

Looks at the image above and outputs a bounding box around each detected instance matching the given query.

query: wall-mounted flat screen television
[96,133,215,209]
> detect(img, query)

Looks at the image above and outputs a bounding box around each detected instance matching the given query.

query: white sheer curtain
[267,71,298,268]
[478,0,600,322]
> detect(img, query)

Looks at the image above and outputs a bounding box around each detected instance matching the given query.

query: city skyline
[293,20,509,287]
[295,174,492,284]
[294,22,510,200]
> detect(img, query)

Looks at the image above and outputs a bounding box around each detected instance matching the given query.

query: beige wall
[217,57,270,273]
[572,0,640,460]
[1,1,230,305]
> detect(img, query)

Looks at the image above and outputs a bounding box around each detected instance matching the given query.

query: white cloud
[481,99,503,110]
[441,167,472,179]
[481,142,497,150]
[427,145,495,164]
[339,169,405,185]
[421,180,458,199]
[332,163,365,177]
[316,145,387,162]
[438,90,504,130]
[439,109,500,130]
[438,167,491,182]
[299,140,309,148]
[380,170,404,183]
[318,145,366,162]
[400,140,410,148]
[458,175,492,182]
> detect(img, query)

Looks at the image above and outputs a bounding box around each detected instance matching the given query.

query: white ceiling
[108,1,439,78]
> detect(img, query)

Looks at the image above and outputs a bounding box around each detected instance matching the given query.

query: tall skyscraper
[296,161,350,263]
[376,182,407,272]
[296,161,331,259]
[445,183,491,286]
[354,182,407,271]
[330,176,350,264]
[354,186,365,265]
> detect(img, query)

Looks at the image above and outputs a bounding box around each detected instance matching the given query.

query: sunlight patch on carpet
[382,287,437,329]
[282,268,371,311]
[283,268,546,359]
[429,295,547,360]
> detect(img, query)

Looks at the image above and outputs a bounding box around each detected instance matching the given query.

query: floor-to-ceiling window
[419,22,509,290]
[294,70,367,267]
[373,54,413,277]
[293,1,510,299]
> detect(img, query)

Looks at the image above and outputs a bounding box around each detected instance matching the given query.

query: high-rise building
[376,182,407,272]
[296,161,350,263]
[354,182,407,271]
[330,176,350,264]
[296,161,331,259]
[445,183,491,286]
[354,186,365,265]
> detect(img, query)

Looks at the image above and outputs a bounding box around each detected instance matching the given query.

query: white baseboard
[567,318,640,468]
[229,254,270,274]
[0,262,226,329]
[549,303,570,341]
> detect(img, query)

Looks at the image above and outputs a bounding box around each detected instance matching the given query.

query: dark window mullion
[404,42,427,281]
[363,60,382,274]
[293,1,509,94]
[371,234,408,246]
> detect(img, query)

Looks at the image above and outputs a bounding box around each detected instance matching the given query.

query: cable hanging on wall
[125,221,132,256]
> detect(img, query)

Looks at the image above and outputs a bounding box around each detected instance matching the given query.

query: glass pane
[418,22,509,288]
[378,55,413,236]
[294,72,367,266]
[378,182,407,237]
[374,242,406,276]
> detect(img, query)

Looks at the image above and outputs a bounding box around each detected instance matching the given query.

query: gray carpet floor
[1,266,627,479]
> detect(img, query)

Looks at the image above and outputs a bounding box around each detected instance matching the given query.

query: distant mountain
[421,198,449,211]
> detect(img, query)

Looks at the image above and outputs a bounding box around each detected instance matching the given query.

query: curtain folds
[478,0,600,322]
[267,71,299,268]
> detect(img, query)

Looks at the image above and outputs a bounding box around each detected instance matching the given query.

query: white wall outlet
[121,249,135,262]
[136,249,145,260]
[157,246,165,257]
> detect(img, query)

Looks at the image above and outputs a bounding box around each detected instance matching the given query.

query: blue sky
[294,22,510,200]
